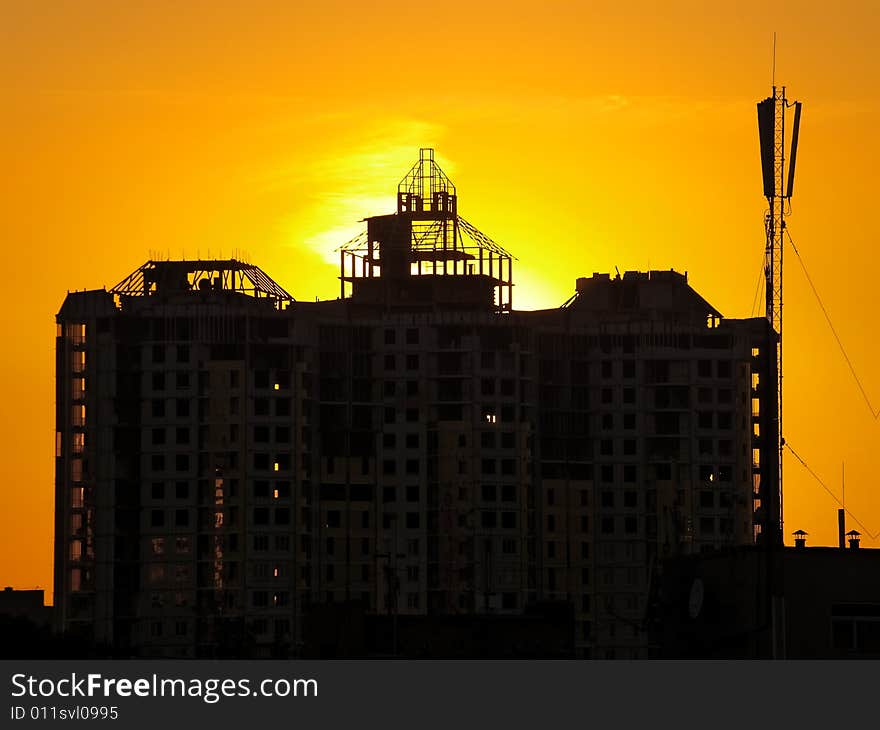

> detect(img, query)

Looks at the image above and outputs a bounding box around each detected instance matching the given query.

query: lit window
[65,323,86,342]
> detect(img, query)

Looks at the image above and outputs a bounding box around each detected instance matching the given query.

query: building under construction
[54,149,779,658]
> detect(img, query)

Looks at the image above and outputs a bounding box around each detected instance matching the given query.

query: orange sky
[3,1,879,600]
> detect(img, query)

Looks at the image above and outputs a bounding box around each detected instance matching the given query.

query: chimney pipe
[838,509,845,549]
[847,530,861,550]
[792,530,807,549]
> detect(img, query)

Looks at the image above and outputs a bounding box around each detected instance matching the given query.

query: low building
[0,587,52,626]
[652,541,880,658]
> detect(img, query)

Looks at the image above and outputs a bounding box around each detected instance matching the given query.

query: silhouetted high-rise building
[54,150,778,658]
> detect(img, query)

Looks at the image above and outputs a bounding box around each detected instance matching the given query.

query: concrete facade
[55,263,776,658]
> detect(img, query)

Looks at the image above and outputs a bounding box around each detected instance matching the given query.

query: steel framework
[757,85,802,543]
[111,259,294,308]
[338,149,516,311]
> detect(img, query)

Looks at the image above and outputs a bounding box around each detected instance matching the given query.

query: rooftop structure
[111,259,294,309]
[339,148,514,312]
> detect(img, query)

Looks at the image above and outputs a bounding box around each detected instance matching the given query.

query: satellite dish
[688,578,704,619]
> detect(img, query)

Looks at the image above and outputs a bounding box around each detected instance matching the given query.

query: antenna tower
[757,78,802,543]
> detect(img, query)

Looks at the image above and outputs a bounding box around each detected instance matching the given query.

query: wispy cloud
[270,117,447,264]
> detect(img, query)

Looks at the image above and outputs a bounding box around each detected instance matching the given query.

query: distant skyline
[3,1,880,598]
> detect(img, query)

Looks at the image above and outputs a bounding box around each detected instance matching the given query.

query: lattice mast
[757,85,802,542]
